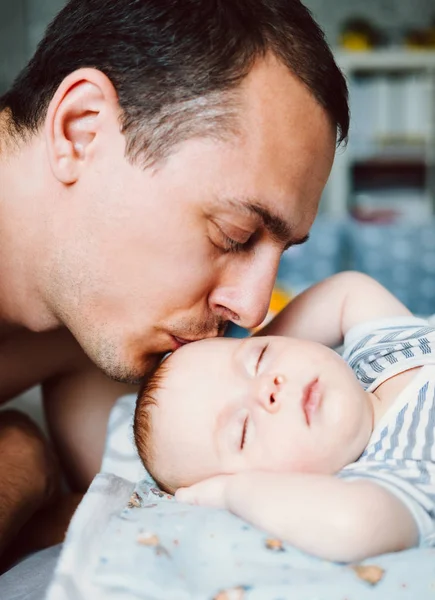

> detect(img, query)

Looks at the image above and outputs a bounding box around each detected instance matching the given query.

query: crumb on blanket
[213,585,247,600]
[265,538,285,552]
[351,564,385,585]
[137,532,160,546]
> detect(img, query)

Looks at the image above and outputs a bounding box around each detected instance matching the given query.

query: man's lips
[302,378,322,425]
[170,328,224,350]
[171,334,215,349]
[171,335,196,350]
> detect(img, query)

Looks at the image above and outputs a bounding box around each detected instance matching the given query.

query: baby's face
[149,336,373,489]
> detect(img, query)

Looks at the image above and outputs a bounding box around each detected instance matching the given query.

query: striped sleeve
[337,369,435,547]
[338,461,435,546]
[342,317,435,392]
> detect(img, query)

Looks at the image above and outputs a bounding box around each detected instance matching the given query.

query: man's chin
[92,349,164,384]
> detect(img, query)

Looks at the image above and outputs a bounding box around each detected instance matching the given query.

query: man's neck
[0,112,58,332]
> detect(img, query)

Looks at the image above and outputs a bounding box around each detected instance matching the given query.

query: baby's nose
[256,374,285,413]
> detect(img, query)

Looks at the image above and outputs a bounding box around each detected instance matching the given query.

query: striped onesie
[339,316,435,547]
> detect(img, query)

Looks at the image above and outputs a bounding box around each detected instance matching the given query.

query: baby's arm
[260,272,411,347]
[177,471,418,562]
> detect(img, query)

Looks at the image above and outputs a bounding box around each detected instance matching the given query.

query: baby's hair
[134,358,172,492]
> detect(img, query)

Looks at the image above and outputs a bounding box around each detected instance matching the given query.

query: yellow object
[340,33,373,51]
[252,286,292,332]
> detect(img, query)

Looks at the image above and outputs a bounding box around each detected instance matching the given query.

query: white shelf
[335,49,435,72]
[324,49,435,217]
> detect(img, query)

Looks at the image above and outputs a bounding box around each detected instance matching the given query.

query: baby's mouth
[302,378,322,426]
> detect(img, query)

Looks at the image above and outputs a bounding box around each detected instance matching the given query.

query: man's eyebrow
[223,198,310,249]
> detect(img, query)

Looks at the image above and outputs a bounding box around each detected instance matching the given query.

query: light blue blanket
[54,475,435,599]
[46,395,435,600]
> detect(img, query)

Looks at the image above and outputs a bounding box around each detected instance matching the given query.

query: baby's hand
[175,474,233,509]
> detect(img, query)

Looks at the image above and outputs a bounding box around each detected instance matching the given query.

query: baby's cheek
[259,437,311,473]
[282,450,319,474]
[275,433,338,475]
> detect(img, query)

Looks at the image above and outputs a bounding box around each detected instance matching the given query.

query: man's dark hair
[0,0,349,166]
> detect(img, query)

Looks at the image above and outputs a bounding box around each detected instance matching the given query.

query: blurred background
[1,0,435,324]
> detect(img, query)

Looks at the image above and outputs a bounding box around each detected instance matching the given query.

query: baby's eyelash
[255,343,269,374]
[240,415,249,450]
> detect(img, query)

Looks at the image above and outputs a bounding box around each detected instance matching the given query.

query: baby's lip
[301,378,322,426]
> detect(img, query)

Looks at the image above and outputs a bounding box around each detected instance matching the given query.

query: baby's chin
[318,448,365,475]
[267,451,350,476]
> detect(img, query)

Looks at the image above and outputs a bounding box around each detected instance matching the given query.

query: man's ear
[45,68,119,184]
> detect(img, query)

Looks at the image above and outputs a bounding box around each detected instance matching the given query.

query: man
[0,0,348,578]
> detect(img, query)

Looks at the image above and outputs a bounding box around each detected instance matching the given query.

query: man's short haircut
[134,360,172,492]
[0,0,349,167]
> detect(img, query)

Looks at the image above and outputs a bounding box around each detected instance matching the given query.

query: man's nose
[209,251,281,330]
[254,373,284,414]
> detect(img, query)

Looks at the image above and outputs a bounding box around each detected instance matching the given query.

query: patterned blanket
[45,394,435,600]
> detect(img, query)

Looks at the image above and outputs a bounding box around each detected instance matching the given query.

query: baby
[134,271,435,562]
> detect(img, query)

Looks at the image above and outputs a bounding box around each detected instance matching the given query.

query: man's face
[148,337,373,491]
[47,56,336,382]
